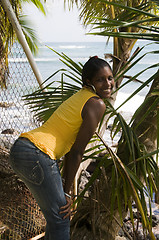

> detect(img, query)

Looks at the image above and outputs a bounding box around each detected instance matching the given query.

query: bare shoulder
[89,97,106,108]
[82,97,106,120]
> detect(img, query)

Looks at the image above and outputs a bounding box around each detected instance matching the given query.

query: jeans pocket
[10,154,44,185]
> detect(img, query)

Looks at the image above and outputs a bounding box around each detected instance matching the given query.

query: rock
[78,170,91,196]
[0,102,13,108]
[118,228,124,237]
[146,235,151,240]
[1,129,19,135]
[115,236,127,240]
[132,202,137,208]
[152,219,158,227]
[156,234,159,240]
[133,211,142,221]
[152,215,157,221]
[86,160,99,174]
[107,124,113,130]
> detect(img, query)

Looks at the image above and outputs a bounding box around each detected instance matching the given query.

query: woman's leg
[9,138,70,240]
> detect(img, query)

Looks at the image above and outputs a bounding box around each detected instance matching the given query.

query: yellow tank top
[20,88,98,160]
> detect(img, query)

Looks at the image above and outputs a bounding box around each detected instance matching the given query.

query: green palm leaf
[23,0,46,15]
[87,0,159,42]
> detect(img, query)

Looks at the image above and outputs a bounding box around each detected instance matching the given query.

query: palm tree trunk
[0,35,8,88]
[132,70,159,153]
[133,70,159,204]
[71,172,126,240]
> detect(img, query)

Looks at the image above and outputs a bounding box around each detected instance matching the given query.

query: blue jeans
[9,137,70,240]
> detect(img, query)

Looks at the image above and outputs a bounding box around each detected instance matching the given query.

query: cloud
[22,1,105,42]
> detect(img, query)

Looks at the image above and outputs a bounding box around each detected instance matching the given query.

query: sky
[23,0,105,42]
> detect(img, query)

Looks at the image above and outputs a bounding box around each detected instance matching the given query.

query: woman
[9,56,114,240]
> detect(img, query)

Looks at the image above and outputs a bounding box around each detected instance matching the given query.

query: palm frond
[23,50,83,122]
[87,0,159,41]
[22,0,46,14]
[150,0,159,6]
[19,15,39,55]
[99,0,158,18]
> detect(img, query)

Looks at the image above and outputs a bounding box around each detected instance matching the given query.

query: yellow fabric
[20,88,98,160]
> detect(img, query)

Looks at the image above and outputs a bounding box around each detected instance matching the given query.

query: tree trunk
[71,169,126,240]
[0,35,9,89]
[100,37,136,137]
[132,70,159,153]
[133,70,159,204]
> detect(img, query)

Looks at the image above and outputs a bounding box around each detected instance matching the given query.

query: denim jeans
[9,137,70,240]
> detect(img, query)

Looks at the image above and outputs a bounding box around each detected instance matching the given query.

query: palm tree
[65,0,158,67]
[0,0,46,88]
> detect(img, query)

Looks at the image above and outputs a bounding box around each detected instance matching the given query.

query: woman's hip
[9,137,59,185]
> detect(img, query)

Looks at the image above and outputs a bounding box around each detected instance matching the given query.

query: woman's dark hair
[82,56,112,86]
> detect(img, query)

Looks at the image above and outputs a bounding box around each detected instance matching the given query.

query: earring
[90,84,96,93]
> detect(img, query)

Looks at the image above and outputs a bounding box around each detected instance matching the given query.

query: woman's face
[90,66,114,99]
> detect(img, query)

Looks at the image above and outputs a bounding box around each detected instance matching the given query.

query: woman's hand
[59,195,72,219]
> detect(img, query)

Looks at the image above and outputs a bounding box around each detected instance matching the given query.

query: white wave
[34,58,58,62]
[35,57,88,62]
[59,45,86,49]
[9,58,28,63]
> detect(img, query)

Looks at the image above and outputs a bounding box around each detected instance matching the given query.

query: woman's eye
[108,76,114,81]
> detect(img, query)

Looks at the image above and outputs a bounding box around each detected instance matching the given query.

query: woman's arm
[60,97,106,218]
[63,97,106,194]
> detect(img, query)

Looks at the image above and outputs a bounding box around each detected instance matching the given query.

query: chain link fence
[0,41,46,239]
[0,41,39,149]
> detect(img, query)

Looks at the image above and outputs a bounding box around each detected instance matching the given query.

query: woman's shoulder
[86,96,106,110]
[82,96,106,120]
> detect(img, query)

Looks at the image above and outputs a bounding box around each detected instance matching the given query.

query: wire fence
[0,41,46,239]
[0,41,39,149]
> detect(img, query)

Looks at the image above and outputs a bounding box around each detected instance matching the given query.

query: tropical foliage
[0,0,46,54]
[65,0,158,71]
